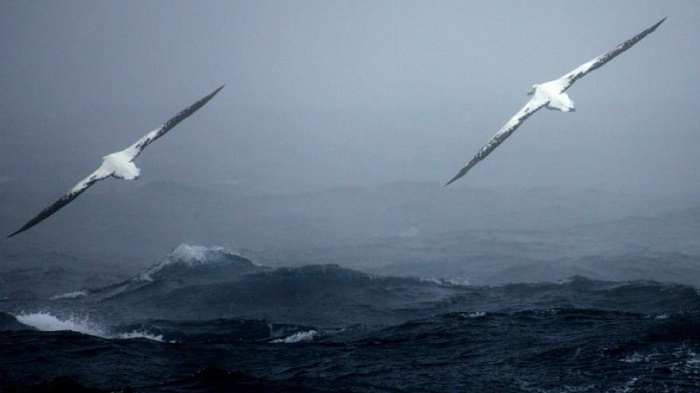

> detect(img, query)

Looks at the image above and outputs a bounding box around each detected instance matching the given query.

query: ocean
[1,244,700,392]
[1,184,699,392]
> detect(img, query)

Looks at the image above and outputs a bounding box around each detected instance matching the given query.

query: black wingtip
[648,17,667,32]
[444,172,463,187]
[7,228,24,238]
[200,84,226,103]
[204,84,225,104]
[8,222,33,238]
[213,84,225,94]
[201,84,225,102]
[444,162,476,187]
[635,18,667,43]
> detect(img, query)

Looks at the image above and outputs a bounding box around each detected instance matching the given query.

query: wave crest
[14,312,163,341]
[271,330,318,343]
[138,243,253,281]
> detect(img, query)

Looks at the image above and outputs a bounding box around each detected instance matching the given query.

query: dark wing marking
[558,17,665,93]
[8,168,112,237]
[7,85,225,238]
[445,98,548,186]
[128,84,225,161]
[445,18,665,186]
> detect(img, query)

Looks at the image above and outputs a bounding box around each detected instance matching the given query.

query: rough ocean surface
[2,183,699,392]
[2,244,700,392]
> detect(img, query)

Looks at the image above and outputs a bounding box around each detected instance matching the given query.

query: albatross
[8,85,224,238]
[445,18,665,186]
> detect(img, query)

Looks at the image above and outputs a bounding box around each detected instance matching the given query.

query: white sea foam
[16,312,108,337]
[50,290,88,300]
[685,349,700,370]
[117,330,164,341]
[138,243,245,281]
[169,243,213,264]
[420,277,470,286]
[454,311,486,320]
[14,312,163,342]
[621,352,645,363]
[271,330,318,344]
[672,345,700,373]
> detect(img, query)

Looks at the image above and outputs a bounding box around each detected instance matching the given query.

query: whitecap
[14,312,163,342]
[271,330,318,344]
[50,290,88,300]
[15,312,108,337]
[420,277,470,286]
[138,243,247,281]
[621,352,644,363]
[116,330,164,342]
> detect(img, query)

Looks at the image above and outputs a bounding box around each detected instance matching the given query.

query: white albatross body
[8,85,225,237]
[445,18,666,186]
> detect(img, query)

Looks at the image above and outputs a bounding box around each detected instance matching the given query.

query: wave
[0,311,30,331]
[86,263,464,327]
[13,312,164,342]
[70,244,264,302]
[114,319,317,343]
[5,309,321,345]
[5,307,700,392]
[137,243,257,282]
[28,245,699,330]
[271,330,318,343]
[50,289,88,300]
[9,245,700,336]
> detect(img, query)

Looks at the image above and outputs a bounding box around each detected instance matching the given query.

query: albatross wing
[445,97,549,186]
[125,84,225,161]
[445,18,665,185]
[557,17,666,93]
[8,167,113,238]
[8,84,225,238]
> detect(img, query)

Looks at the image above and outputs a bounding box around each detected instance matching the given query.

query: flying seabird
[8,85,225,238]
[445,18,666,186]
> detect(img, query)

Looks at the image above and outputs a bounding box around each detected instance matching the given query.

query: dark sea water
[1,245,700,392]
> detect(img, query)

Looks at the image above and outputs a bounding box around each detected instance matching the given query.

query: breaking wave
[271,330,318,343]
[138,243,254,282]
[14,312,164,342]
[3,244,700,391]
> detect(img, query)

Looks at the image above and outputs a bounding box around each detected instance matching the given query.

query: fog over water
[1,2,698,281]
[1,1,698,193]
[4,6,700,392]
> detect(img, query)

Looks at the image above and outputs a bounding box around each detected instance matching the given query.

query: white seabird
[445,18,666,186]
[8,85,225,238]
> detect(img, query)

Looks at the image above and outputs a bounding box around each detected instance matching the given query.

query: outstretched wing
[125,85,225,161]
[557,17,665,93]
[8,85,225,238]
[445,97,549,186]
[8,167,113,238]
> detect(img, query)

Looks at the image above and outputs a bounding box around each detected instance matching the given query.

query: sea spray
[138,243,253,282]
[14,312,163,342]
[271,330,318,343]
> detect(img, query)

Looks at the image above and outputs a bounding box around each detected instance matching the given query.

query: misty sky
[1,1,698,195]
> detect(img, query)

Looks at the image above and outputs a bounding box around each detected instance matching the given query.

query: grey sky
[1,1,698,195]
